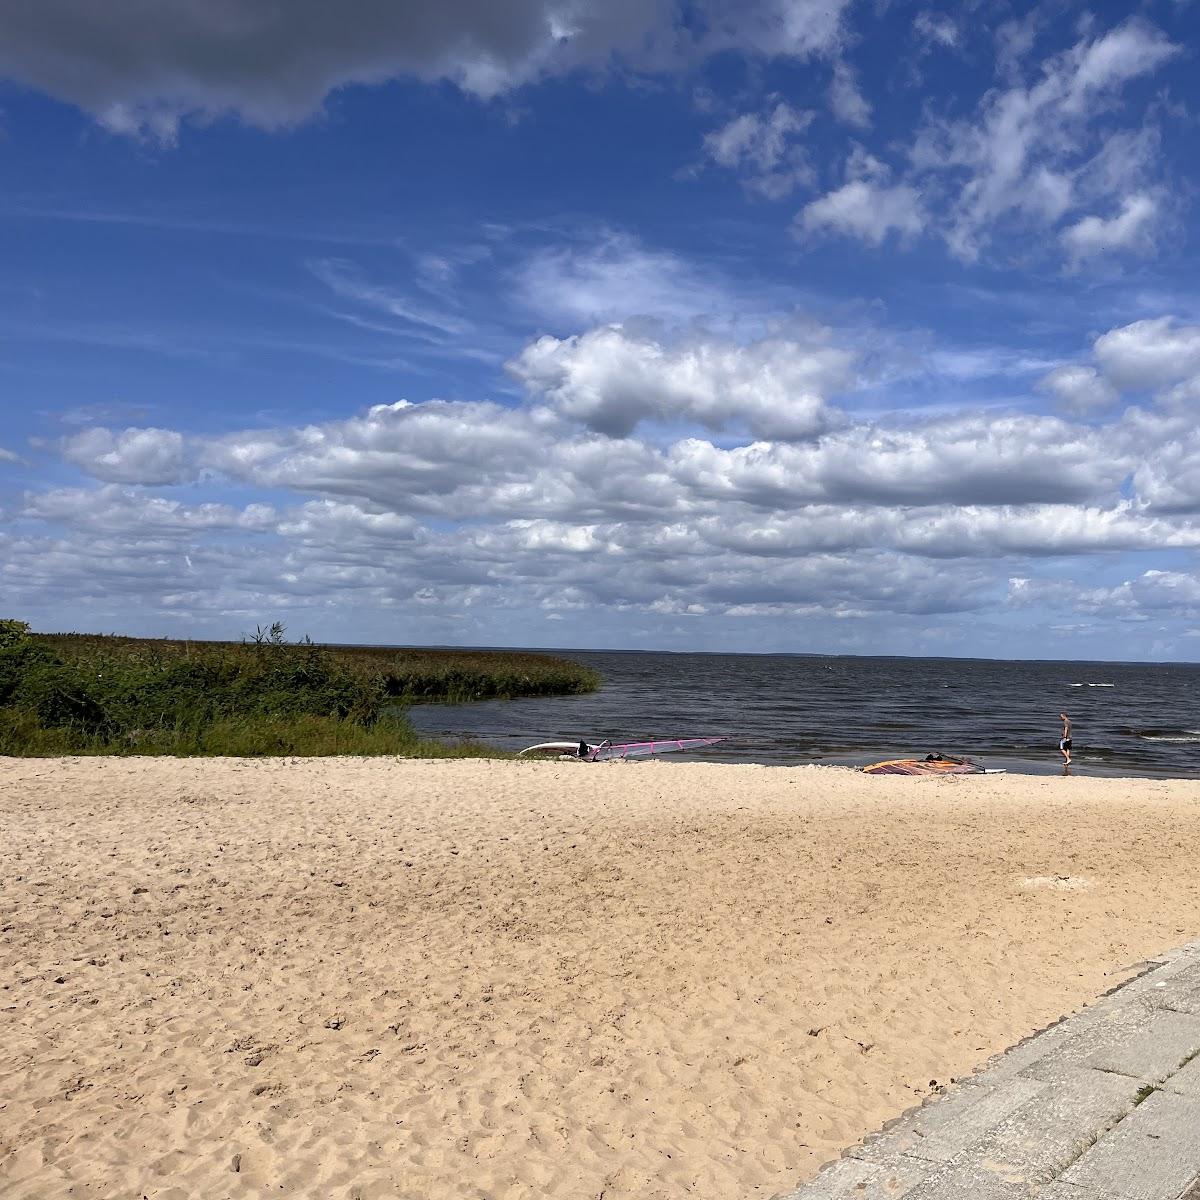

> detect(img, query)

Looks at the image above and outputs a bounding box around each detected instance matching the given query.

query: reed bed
[36,632,601,702]
[1,621,600,758]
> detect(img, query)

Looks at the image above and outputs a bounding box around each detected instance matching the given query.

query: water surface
[406,650,1200,777]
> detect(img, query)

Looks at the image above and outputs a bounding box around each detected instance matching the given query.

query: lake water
[406,650,1200,778]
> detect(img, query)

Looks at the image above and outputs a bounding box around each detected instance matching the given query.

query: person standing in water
[1059,712,1072,765]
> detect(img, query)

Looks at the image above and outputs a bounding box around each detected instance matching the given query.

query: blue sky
[2,0,1200,659]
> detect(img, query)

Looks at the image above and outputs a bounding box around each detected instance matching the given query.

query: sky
[1,1,1199,660]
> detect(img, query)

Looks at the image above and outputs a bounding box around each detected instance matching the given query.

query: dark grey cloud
[0,1,665,135]
[0,0,850,139]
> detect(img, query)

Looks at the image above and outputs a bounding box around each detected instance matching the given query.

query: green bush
[0,620,388,755]
[0,620,56,706]
[11,661,113,735]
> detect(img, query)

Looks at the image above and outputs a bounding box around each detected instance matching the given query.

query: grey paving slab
[1014,997,1200,1088]
[1038,1183,1127,1200]
[776,1154,926,1199]
[974,1017,1081,1083]
[1058,1090,1200,1199]
[777,941,1200,1200]
[980,980,1164,1087]
[1147,961,1200,1017]
[849,1075,1048,1165]
[900,1166,1033,1200]
[928,1068,1142,1186]
[1083,1010,1200,1084]
[1163,1052,1200,1097]
[1017,1002,1162,1085]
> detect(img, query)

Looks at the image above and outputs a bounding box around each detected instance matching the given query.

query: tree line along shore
[0,620,600,757]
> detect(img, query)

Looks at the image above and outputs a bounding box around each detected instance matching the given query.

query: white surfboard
[518,741,588,758]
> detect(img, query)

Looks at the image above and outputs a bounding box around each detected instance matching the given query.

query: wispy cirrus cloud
[511,230,762,328]
[306,258,474,341]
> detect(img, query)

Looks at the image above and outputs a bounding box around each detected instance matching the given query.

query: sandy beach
[3,758,1200,1200]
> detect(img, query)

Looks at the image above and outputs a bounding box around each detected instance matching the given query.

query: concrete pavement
[777,941,1200,1200]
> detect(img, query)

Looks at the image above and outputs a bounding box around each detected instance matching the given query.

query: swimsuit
[1060,738,1072,751]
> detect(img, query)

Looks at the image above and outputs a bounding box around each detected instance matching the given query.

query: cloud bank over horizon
[5,303,1198,659]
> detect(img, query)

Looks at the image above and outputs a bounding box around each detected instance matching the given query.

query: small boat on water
[862,753,1002,776]
[520,737,726,762]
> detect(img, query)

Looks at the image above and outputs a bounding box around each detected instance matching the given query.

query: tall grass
[2,620,600,758]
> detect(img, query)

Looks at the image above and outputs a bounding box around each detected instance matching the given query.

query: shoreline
[4,752,1197,780]
[8,753,1200,781]
[5,758,1200,1199]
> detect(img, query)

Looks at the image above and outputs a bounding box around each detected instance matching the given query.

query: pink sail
[586,737,726,761]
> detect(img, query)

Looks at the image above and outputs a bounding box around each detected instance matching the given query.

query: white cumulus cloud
[1061,192,1160,262]
[1093,317,1200,392]
[1036,364,1119,413]
[508,323,851,439]
[798,179,925,247]
[60,427,190,485]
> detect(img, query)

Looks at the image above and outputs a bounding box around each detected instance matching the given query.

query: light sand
[3,758,1200,1200]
